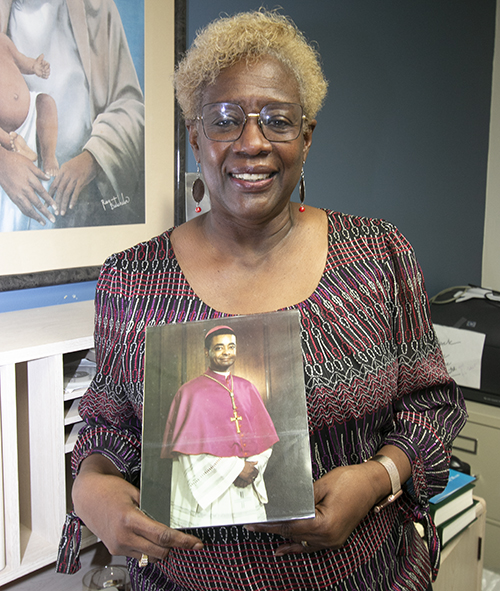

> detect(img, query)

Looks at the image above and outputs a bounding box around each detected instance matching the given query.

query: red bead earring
[299,166,306,212]
[192,162,205,213]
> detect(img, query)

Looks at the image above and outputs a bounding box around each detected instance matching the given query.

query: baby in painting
[0,32,58,177]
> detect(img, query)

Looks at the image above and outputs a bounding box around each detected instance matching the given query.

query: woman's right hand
[72,454,204,562]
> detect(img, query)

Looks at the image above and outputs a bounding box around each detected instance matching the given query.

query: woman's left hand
[246,462,385,556]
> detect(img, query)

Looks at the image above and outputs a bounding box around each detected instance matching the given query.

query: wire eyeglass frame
[197,102,306,143]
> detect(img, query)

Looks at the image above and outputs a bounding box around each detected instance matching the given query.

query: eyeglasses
[198,102,306,142]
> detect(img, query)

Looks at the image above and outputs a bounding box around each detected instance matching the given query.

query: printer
[430,286,500,407]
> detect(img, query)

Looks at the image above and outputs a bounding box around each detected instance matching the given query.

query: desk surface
[0,300,94,365]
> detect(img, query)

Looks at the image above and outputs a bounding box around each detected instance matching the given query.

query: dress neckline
[164,209,333,315]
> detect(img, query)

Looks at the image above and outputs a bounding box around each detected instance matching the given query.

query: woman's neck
[169,204,328,315]
[198,202,298,261]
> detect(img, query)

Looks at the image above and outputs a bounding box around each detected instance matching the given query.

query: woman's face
[187,57,316,224]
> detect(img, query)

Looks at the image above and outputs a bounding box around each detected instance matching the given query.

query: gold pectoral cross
[203,373,243,434]
[231,410,243,433]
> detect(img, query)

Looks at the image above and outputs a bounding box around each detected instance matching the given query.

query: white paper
[63,357,96,393]
[434,324,486,389]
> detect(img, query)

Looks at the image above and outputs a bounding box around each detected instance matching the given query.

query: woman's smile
[230,172,274,181]
[229,169,277,192]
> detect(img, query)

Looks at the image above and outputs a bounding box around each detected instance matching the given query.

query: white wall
[483,0,500,291]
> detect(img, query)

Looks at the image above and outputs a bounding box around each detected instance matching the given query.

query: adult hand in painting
[0,146,56,225]
[49,150,99,216]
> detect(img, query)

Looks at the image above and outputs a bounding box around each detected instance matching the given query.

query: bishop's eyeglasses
[198,102,306,143]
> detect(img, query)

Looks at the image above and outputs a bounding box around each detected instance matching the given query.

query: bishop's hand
[234,460,258,488]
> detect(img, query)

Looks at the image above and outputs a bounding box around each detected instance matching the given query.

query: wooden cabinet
[434,497,486,591]
[0,301,96,585]
[454,400,500,573]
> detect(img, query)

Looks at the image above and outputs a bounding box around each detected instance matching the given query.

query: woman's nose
[233,116,272,154]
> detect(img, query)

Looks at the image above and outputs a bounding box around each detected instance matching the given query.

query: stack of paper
[64,351,96,397]
[63,351,96,452]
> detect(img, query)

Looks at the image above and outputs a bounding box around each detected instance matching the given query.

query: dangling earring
[192,162,205,213]
[299,165,306,212]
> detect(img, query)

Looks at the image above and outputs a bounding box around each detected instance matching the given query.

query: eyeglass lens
[201,102,304,142]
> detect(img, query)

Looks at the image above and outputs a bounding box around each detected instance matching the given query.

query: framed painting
[0,0,186,291]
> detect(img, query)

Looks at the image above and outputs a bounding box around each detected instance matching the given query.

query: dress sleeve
[56,256,144,574]
[380,225,467,497]
[70,256,144,483]
[378,226,467,580]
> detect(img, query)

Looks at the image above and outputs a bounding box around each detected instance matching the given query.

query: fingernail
[243,525,255,532]
[193,543,204,551]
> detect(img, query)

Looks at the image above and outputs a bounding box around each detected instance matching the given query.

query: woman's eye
[213,117,240,128]
[266,117,292,129]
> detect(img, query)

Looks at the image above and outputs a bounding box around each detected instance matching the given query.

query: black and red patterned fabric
[57,211,466,591]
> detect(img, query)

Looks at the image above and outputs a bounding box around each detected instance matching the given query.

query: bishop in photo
[161,325,279,528]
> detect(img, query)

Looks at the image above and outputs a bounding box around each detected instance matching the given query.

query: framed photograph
[141,310,314,529]
[0,0,184,289]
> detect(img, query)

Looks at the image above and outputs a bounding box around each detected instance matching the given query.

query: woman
[57,10,467,591]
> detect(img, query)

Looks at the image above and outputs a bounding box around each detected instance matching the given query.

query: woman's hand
[246,446,410,556]
[72,454,204,562]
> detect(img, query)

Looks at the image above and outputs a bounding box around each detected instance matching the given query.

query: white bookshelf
[0,301,97,585]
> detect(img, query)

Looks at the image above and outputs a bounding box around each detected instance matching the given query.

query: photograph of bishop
[161,325,279,528]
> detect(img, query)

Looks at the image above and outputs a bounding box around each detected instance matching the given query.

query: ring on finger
[139,553,149,567]
[301,540,309,549]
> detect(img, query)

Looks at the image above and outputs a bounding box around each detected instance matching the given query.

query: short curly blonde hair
[174,9,328,124]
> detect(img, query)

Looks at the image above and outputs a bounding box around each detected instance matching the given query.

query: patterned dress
[56,210,467,591]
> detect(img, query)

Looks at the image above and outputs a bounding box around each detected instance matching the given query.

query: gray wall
[186,0,496,298]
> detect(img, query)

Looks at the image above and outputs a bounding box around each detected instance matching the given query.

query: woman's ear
[302,119,317,162]
[187,121,201,161]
